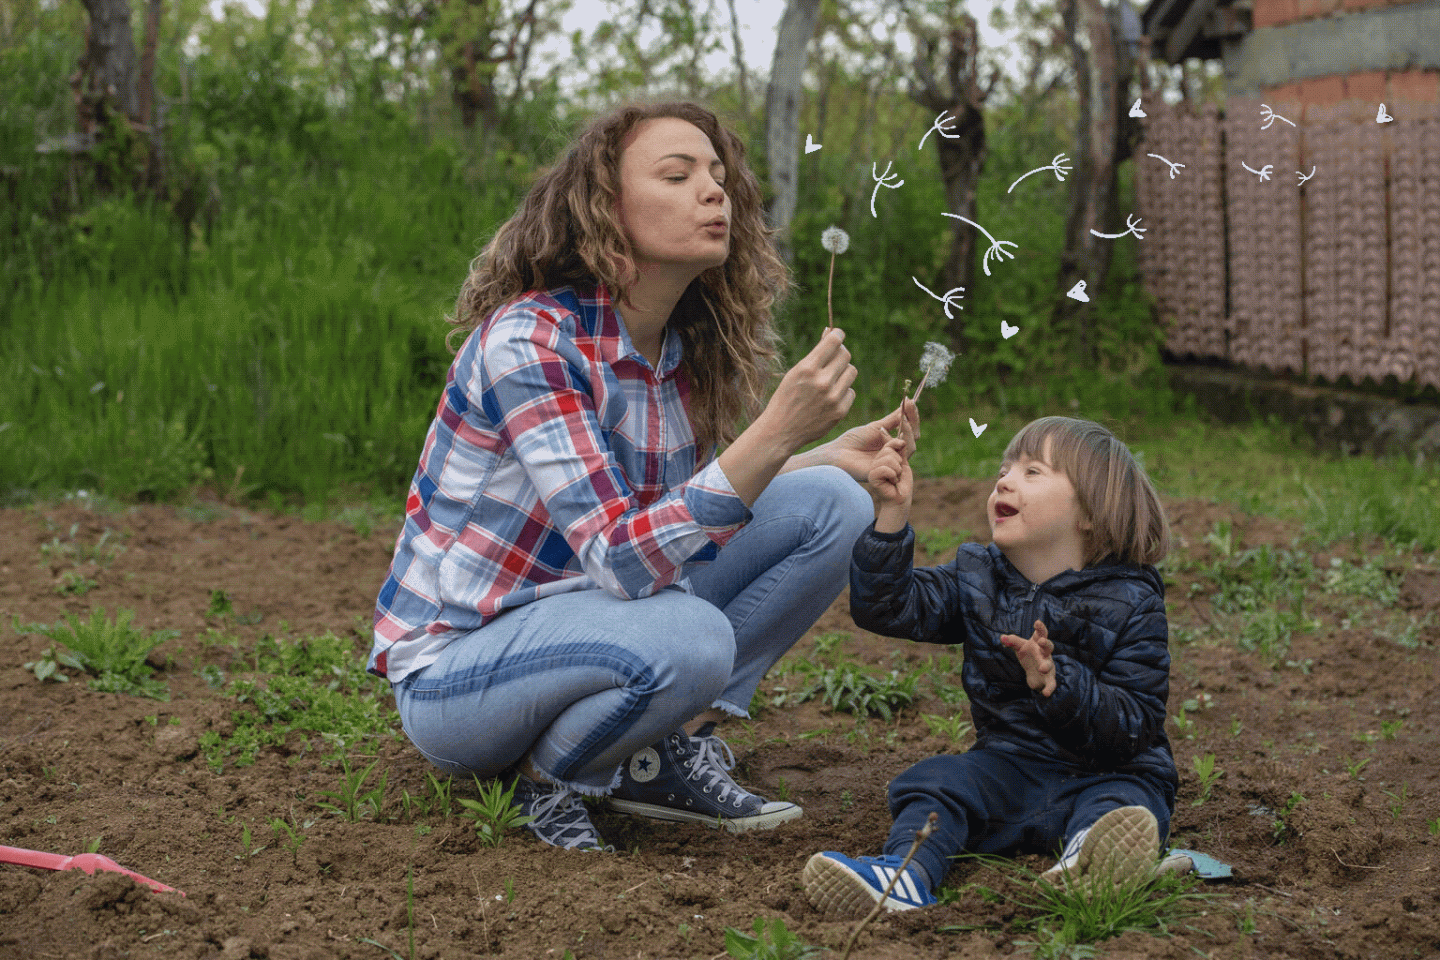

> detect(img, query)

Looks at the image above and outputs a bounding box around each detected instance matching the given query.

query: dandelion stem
[840,812,937,960]
[826,253,836,330]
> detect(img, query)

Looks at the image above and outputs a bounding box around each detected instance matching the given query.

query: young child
[804,416,1179,919]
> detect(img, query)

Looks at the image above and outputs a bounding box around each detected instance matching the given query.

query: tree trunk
[1051,0,1132,360]
[75,0,140,135]
[910,16,995,351]
[764,0,822,264]
[723,0,750,116]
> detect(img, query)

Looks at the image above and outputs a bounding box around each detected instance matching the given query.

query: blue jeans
[885,748,1175,890]
[391,466,872,794]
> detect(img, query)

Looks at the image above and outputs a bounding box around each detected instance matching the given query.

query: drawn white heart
[805,134,822,153]
[1001,321,1019,339]
[1066,280,1090,302]
[1376,104,1393,123]
[969,417,987,438]
[1129,98,1146,119]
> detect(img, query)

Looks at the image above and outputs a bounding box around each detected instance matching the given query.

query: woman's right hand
[762,327,858,452]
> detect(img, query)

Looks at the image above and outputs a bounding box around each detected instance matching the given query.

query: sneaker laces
[524,782,608,851]
[683,729,740,804]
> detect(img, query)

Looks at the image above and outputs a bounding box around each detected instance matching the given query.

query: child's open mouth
[995,504,1018,519]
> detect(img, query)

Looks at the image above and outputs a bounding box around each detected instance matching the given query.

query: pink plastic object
[0,844,183,895]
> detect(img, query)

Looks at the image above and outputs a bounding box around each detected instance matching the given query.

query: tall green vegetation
[0,3,1173,505]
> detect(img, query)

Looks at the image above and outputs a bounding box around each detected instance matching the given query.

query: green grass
[941,855,1219,954]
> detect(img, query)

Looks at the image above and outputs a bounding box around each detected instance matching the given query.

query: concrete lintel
[1224,0,1440,95]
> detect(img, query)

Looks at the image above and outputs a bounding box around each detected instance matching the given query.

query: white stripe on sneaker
[868,864,920,904]
[896,869,920,903]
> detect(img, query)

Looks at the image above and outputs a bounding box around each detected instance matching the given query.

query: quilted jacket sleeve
[1032,579,1171,768]
[848,523,967,645]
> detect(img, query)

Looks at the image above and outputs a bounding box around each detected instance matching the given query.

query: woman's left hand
[826,399,919,483]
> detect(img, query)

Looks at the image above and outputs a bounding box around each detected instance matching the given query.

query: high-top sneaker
[607,723,801,832]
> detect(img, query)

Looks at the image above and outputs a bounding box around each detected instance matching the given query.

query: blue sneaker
[803,852,937,920]
[607,723,802,832]
[511,776,613,852]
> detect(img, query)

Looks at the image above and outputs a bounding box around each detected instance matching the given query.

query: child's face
[987,439,1089,571]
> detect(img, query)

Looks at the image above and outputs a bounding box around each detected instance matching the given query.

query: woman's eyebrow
[653,153,725,169]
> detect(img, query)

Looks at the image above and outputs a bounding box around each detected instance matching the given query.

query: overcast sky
[211,0,1021,80]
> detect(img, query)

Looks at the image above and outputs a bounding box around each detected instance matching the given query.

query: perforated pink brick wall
[1134,91,1439,390]
[1135,98,1225,359]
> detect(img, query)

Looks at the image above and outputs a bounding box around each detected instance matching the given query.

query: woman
[370,100,917,850]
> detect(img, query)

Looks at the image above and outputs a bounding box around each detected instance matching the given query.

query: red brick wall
[1254,0,1428,27]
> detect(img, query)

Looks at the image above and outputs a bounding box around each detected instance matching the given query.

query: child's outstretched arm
[851,406,970,645]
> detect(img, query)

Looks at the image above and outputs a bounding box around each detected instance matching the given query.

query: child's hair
[1001,416,1169,567]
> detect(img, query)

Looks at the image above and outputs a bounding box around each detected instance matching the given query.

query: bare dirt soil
[2,478,1438,960]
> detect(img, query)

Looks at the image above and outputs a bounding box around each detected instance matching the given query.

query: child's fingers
[1033,619,1048,641]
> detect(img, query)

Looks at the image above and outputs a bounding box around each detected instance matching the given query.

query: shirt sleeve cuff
[683,458,753,536]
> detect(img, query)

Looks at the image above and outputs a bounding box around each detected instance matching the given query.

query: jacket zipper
[1021,581,1040,633]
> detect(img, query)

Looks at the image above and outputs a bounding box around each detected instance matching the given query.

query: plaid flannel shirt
[370,285,752,681]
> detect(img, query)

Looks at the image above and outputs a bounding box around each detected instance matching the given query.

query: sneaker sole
[605,798,802,833]
[1042,806,1158,893]
[802,853,923,921]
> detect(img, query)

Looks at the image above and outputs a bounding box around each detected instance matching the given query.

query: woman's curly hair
[448,100,790,454]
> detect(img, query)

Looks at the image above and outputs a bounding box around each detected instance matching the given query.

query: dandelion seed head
[918,340,956,387]
[821,226,850,255]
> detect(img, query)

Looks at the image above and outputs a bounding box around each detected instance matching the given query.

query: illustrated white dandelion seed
[1007,153,1072,194]
[821,226,850,329]
[943,213,1018,277]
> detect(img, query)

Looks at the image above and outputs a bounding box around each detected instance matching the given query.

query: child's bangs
[1001,418,1088,479]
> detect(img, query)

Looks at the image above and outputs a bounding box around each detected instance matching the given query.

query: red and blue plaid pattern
[370,285,750,680]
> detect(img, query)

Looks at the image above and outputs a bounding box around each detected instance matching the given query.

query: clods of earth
[2,477,1438,959]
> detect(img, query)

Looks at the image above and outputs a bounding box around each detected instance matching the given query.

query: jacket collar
[987,542,1164,596]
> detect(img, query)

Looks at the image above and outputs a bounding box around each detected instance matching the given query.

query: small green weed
[17,608,175,700]
[38,524,124,568]
[923,713,975,742]
[1190,753,1222,806]
[22,645,85,683]
[1381,719,1405,741]
[1382,784,1411,820]
[315,755,387,822]
[54,570,98,596]
[236,822,268,859]
[1427,816,1439,837]
[1322,557,1401,606]
[269,812,313,860]
[456,777,534,847]
[779,662,921,720]
[724,916,822,960]
[1271,792,1305,843]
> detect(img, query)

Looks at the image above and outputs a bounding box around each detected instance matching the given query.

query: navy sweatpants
[884,748,1174,890]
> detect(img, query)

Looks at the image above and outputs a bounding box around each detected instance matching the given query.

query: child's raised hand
[868,434,913,534]
[868,436,912,502]
[1000,619,1055,697]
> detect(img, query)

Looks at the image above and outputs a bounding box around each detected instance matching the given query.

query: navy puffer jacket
[851,524,1178,802]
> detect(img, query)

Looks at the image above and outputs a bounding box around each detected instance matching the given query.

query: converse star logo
[629,747,661,783]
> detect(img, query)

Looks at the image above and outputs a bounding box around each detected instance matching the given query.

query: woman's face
[616,117,732,282]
